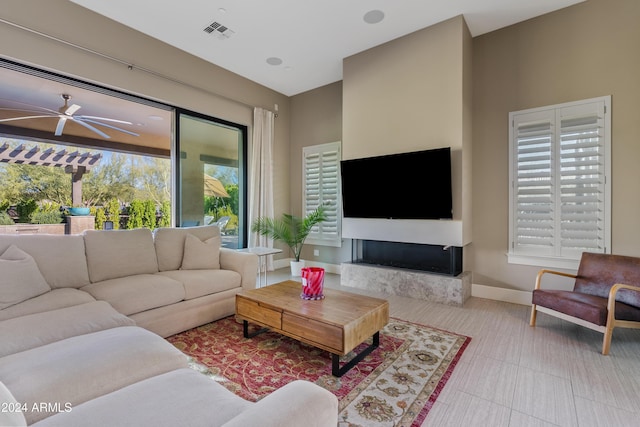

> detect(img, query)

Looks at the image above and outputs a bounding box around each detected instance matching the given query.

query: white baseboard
[272,261,532,306]
[472,283,532,306]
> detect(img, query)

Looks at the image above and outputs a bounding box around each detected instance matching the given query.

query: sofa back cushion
[154,225,221,272]
[0,245,51,310]
[574,252,640,308]
[84,228,159,283]
[0,234,90,289]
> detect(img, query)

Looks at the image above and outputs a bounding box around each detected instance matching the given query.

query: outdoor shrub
[0,200,9,212]
[106,198,121,230]
[126,200,144,229]
[92,206,107,230]
[16,199,37,223]
[158,200,171,227]
[0,212,14,225]
[38,201,60,213]
[143,199,156,229]
[30,210,63,224]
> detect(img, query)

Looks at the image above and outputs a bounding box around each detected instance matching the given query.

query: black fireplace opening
[352,240,462,276]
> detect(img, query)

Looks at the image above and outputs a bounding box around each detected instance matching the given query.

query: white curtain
[249,107,275,271]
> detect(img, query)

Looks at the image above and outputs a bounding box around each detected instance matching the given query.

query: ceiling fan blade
[79,118,140,137]
[0,107,56,115]
[55,117,67,136]
[71,117,110,139]
[65,103,81,116]
[0,98,59,115]
[0,115,57,122]
[75,115,132,125]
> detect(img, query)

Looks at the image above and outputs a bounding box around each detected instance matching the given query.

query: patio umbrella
[204,174,229,198]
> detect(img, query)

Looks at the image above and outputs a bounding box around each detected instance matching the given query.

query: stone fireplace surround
[340,218,471,306]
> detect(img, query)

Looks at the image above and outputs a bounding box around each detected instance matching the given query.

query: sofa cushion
[84,228,159,283]
[181,234,221,270]
[0,301,135,358]
[0,245,51,310]
[533,289,640,326]
[81,274,185,316]
[32,368,251,427]
[221,380,339,427]
[154,225,221,272]
[0,326,188,424]
[0,288,96,321]
[157,269,241,300]
[0,234,90,289]
[0,288,96,320]
[0,381,27,427]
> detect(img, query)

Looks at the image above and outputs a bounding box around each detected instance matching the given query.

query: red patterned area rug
[167,316,470,427]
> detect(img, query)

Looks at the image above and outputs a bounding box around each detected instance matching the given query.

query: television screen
[340,147,452,220]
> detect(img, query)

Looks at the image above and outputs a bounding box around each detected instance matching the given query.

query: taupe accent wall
[471,0,640,291]
[289,82,350,264]
[341,16,472,265]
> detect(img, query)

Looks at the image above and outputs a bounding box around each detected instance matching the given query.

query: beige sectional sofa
[0,225,338,426]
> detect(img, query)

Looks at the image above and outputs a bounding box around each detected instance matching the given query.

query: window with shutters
[508,96,611,270]
[302,141,342,247]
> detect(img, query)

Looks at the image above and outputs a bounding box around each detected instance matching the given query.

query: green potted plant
[251,205,327,276]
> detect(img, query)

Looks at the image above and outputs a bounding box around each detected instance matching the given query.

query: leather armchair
[530,252,640,355]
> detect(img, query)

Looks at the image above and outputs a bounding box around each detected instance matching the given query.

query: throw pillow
[0,245,51,310]
[181,234,221,270]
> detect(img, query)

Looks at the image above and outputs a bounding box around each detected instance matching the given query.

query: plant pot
[290,260,306,277]
[68,207,90,216]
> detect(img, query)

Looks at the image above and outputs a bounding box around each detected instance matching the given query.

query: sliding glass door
[176,110,247,248]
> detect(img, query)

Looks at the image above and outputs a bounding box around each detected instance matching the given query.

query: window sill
[507,253,579,271]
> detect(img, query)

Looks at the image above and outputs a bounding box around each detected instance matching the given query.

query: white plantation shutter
[303,141,341,247]
[509,96,610,269]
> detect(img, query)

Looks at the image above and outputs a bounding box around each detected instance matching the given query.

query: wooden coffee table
[235,280,389,377]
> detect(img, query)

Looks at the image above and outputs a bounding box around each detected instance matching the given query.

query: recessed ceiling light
[266,57,283,66]
[148,115,164,121]
[363,10,385,24]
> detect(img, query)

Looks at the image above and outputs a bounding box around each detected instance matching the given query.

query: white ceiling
[70,0,585,96]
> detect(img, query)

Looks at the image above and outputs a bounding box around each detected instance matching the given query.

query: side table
[237,247,283,287]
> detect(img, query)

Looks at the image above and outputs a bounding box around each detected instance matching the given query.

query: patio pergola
[0,142,102,206]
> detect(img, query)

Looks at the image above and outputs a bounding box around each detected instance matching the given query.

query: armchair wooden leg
[602,325,613,355]
[529,304,537,326]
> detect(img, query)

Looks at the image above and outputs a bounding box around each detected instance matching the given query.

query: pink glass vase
[301,267,325,300]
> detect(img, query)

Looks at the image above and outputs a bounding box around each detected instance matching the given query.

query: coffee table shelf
[235,280,389,376]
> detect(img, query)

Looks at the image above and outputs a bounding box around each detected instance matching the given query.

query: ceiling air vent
[203,21,235,40]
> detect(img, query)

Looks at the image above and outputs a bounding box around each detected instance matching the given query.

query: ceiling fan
[0,94,139,139]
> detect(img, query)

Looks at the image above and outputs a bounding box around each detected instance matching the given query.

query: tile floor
[260,269,640,427]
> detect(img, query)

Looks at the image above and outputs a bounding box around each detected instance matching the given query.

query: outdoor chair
[211,216,230,235]
[530,252,640,354]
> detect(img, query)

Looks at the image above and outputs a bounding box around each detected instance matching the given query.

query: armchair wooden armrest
[534,269,577,290]
[603,283,640,355]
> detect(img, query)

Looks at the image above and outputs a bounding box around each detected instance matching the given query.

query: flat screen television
[340,147,453,220]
